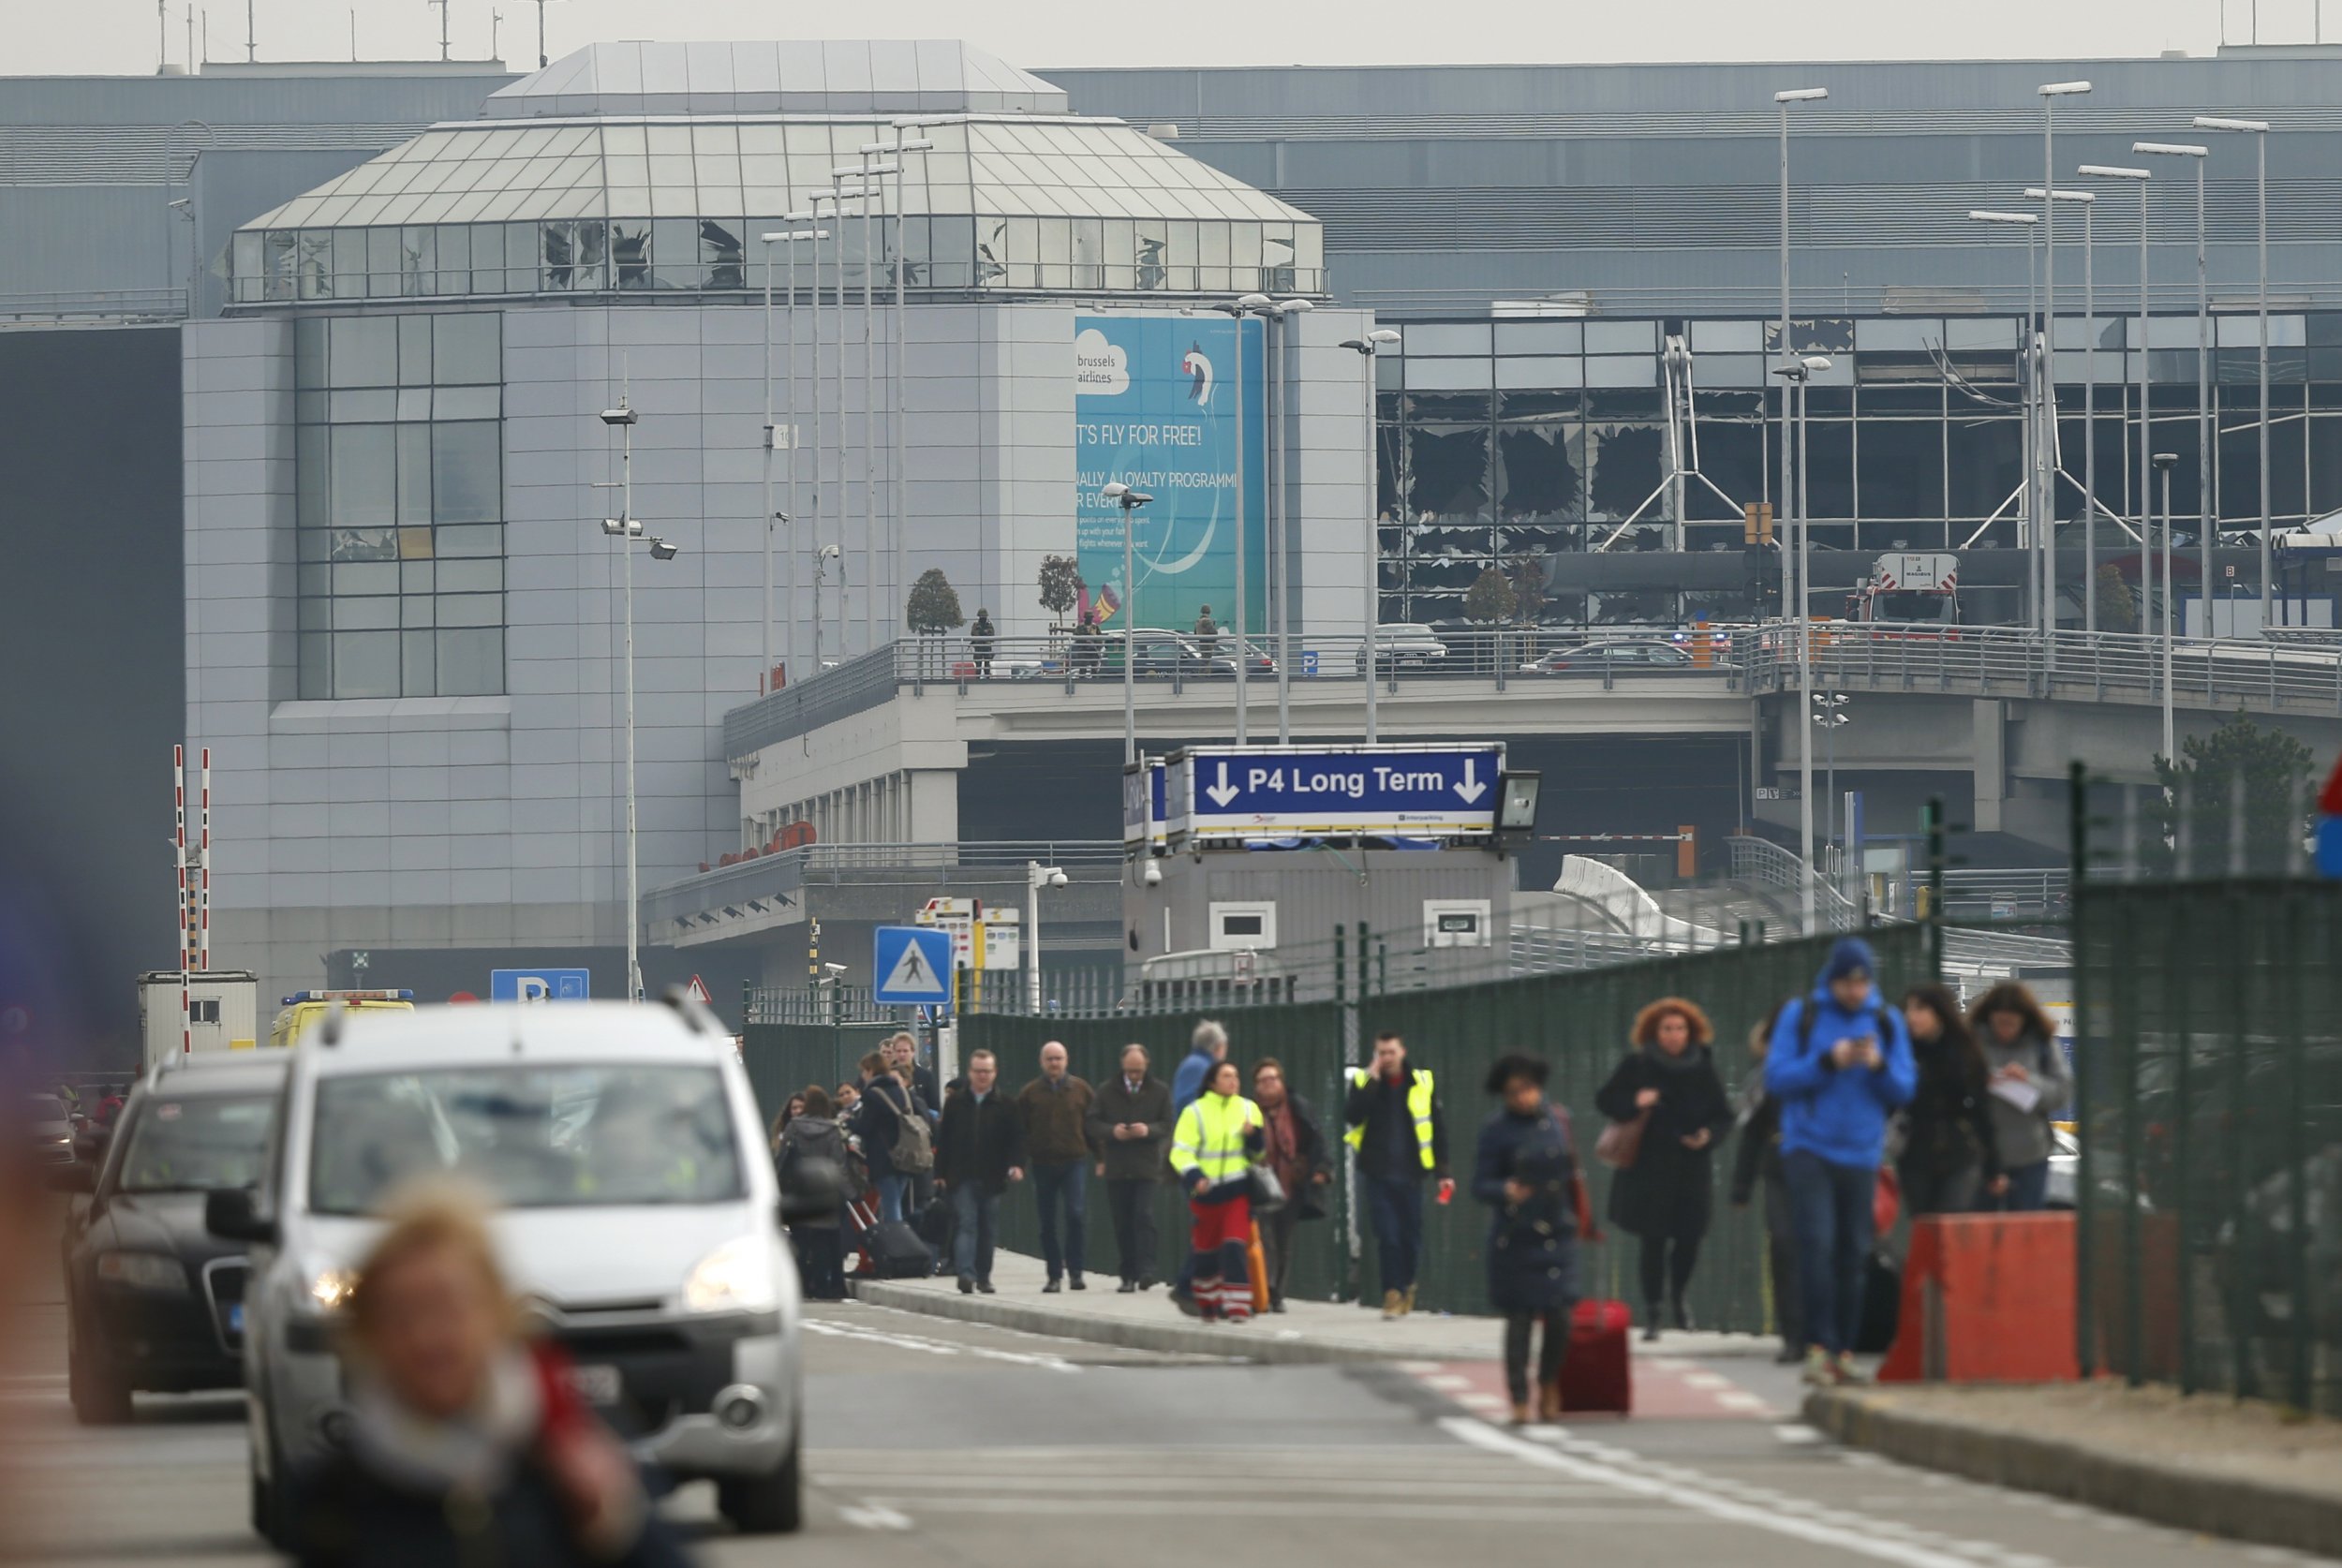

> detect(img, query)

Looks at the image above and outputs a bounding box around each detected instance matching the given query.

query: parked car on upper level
[1520,640,1697,674]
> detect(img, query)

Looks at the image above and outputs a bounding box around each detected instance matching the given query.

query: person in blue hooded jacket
[1764,937,1917,1386]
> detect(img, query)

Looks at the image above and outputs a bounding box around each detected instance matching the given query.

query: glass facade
[295,313,505,699]
[1377,311,2342,626]
[230,118,1324,303]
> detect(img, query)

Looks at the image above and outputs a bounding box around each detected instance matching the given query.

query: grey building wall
[1044,52,2342,316]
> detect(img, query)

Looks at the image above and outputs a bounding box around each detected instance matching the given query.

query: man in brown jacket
[1015,1041,1095,1292]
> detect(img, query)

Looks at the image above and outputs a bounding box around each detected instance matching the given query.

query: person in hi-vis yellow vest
[1343,1031,1452,1319]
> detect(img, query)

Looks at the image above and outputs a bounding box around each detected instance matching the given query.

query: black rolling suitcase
[866,1220,936,1279]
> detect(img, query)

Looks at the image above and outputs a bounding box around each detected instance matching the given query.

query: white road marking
[1443,1417,2071,1568]
[1682,1370,1732,1389]
[801,1317,1079,1373]
[838,1501,914,1531]
[1716,1391,1772,1412]
[1455,1392,1510,1411]
[1419,1373,1474,1389]
[1397,1359,1446,1373]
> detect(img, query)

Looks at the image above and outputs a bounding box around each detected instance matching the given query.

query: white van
[211,996,827,1542]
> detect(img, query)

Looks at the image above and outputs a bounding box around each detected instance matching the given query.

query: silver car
[212,997,818,1542]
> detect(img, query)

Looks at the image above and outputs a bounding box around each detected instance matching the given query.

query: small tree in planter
[1461,566,1517,672]
[906,568,965,678]
[1038,555,1084,634]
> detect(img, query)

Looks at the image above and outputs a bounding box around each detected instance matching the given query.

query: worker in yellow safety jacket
[1343,1030,1452,1319]
[1167,1059,1264,1324]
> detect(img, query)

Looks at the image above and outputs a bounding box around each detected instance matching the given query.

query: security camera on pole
[1026,860,1069,1013]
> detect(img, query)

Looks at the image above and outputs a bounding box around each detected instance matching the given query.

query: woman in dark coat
[1472,1052,1580,1426]
[1595,997,1734,1340]
[1897,984,2003,1217]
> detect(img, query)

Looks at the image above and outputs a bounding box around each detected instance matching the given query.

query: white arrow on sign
[1454,756,1488,804]
[1205,761,1239,807]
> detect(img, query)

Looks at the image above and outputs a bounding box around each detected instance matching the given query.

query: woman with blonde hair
[289,1183,688,1567]
[1595,997,1734,1340]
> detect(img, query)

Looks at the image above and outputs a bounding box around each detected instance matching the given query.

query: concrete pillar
[1972,698,2007,834]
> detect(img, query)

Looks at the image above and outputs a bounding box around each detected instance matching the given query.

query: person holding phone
[1766,938,1917,1387]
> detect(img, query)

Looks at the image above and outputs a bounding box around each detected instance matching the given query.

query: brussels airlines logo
[1181,342,1214,407]
[1075,328,1131,395]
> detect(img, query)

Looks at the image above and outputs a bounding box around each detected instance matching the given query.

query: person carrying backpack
[856,1052,931,1224]
[1765,938,1917,1386]
[776,1087,850,1300]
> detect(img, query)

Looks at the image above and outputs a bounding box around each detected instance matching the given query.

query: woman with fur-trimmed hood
[1594,997,1735,1340]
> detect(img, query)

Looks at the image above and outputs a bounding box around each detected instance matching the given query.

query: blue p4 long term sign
[1165,743,1505,843]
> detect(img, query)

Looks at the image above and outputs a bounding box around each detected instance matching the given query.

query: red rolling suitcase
[1561,1298,1633,1413]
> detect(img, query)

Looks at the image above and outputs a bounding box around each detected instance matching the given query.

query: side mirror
[45,1163,95,1194]
[205,1187,277,1246]
[778,1155,846,1227]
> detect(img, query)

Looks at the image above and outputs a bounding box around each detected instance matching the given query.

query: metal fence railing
[1737,623,2342,718]
[744,921,1936,1325]
[2073,876,2342,1416]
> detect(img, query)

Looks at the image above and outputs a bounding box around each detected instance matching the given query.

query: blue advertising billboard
[1074,314,1267,635]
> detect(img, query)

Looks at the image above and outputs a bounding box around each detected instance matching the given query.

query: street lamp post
[1265,297,1314,745]
[2196,116,2275,625]
[869,127,938,666]
[2136,141,2210,634]
[1026,860,1067,1013]
[2038,82,2091,647]
[838,155,898,653]
[1971,211,2042,630]
[1210,293,1275,743]
[598,392,680,1003]
[761,222,824,694]
[1771,353,1829,931]
[1813,690,1850,866]
[1340,330,1401,742]
[1774,85,1826,932]
[2155,451,2179,760]
[2081,165,2154,634]
[2030,185,2097,635]
[1102,482,1154,764]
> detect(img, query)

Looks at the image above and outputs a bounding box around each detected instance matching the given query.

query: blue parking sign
[490,968,591,1003]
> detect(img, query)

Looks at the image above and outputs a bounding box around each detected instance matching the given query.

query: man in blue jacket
[1171,1020,1226,1119]
[1765,937,1917,1386]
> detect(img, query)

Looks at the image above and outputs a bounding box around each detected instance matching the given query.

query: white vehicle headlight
[681,1235,777,1315]
[306,1266,357,1314]
[96,1251,187,1294]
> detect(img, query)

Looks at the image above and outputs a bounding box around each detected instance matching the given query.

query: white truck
[1846,552,1960,626]
[137,969,260,1068]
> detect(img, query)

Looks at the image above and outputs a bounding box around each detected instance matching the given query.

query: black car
[54,1053,288,1424]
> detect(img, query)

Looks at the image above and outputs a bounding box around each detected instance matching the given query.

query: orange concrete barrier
[1876,1213,2079,1383]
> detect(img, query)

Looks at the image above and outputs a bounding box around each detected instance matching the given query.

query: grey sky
[10,0,2297,78]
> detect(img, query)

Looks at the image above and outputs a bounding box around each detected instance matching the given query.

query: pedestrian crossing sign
[873,926,952,1003]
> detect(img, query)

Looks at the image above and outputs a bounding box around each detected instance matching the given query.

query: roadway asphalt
[0,1295,2314,1568]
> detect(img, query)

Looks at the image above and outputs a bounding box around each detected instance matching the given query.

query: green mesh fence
[2074,878,2342,1415]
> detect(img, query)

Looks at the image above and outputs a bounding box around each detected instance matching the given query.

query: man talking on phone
[1765,938,1916,1388]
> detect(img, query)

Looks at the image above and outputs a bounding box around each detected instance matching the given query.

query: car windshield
[116,1095,274,1193]
[307,1064,743,1216]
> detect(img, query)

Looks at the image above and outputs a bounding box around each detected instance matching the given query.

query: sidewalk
[1806,1382,2342,1559]
[853,1249,1771,1366]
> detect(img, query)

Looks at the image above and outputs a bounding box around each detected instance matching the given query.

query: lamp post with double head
[1101,482,1154,764]
[759,223,826,696]
[1771,353,1830,931]
[1263,296,1314,744]
[2037,82,2091,644]
[2029,185,2097,634]
[598,393,680,1003]
[2195,116,2275,625]
[867,126,939,658]
[2136,141,2210,632]
[1339,329,1401,741]
[1971,211,2043,629]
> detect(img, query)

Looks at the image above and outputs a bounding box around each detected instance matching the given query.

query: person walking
[1192,604,1219,662]
[1595,998,1733,1340]
[776,1087,850,1301]
[1250,1058,1331,1312]
[1897,984,2003,1218]
[1730,1004,1804,1364]
[1472,1053,1580,1425]
[1343,1031,1452,1320]
[1767,938,1917,1385]
[885,1032,941,1217]
[853,1051,916,1223]
[970,607,996,677]
[289,1187,690,1568]
[934,1050,1026,1295]
[1172,1019,1226,1118]
[1968,982,2071,1213]
[1088,1043,1171,1292]
[1167,1058,1263,1323]
[1015,1042,1096,1292]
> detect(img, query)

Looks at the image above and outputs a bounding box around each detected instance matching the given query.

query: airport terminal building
[9,37,2342,1023]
